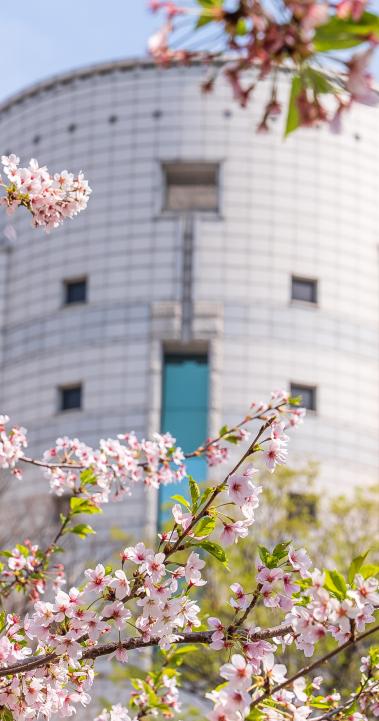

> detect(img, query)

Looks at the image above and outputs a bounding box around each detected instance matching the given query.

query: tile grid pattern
[0,61,377,548]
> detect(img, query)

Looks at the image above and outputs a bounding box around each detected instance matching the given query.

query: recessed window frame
[290,383,317,412]
[291,275,318,305]
[161,161,221,214]
[59,384,83,413]
[288,492,317,521]
[63,277,87,306]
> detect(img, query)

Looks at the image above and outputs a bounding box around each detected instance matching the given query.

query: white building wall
[0,59,378,549]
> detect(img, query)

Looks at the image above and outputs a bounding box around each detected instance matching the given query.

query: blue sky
[1,1,379,102]
[1,1,157,102]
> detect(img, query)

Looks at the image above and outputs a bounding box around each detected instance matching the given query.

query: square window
[290,383,317,411]
[59,385,82,412]
[291,276,317,304]
[163,162,219,212]
[64,278,87,305]
[288,492,317,521]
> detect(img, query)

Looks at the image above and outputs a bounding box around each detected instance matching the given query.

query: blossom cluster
[148,0,379,133]
[43,431,187,502]
[206,551,379,721]
[0,540,66,601]
[0,393,378,721]
[289,570,379,656]
[0,415,27,478]
[0,391,304,506]
[0,540,202,719]
[0,154,91,231]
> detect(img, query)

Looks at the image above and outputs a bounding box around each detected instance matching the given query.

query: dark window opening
[60,385,82,412]
[64,278,87,305]
[109,115,118,124]
[163,162,219,212]
[67,123,77,133]
[288,492,317,521]
[290,383,317,411]
[291,276,318,304]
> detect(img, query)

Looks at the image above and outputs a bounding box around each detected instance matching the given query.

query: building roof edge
[0,56,157,114]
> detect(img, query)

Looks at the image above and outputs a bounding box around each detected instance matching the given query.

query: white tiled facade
[0,59,378,545]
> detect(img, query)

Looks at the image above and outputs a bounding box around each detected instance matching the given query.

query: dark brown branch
[0,623,292,680]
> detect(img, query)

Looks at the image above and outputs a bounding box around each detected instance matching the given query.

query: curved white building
[0,59,378,543]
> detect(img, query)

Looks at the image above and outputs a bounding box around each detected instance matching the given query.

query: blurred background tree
[178,464,379,696]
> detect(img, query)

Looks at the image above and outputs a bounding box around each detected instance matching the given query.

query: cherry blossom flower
[84,564,111,594]
[0,155,91,232]
[230,583,249,611]
[110,570,131,600]
[288,547,312,578]
[185,552,206,586]
[220,654,253,688]
[228,465,259,506]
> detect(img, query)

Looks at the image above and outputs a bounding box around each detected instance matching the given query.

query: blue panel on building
[159,354,209,524]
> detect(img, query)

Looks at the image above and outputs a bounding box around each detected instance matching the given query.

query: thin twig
[250,623,379,709]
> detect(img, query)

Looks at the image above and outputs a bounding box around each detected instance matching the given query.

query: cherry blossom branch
[0,623,293,679]
[234,583,263,628]
[0,499,77,598]
[20,456,84,471]
[311,677,379,721]
[164,417,275,559]
[18,404,271,472]
[250,623,379,708]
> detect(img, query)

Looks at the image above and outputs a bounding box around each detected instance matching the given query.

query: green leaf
[313,13,379,51]
[193,515,216,538]
[224,434,241,445]
[197,540,227,565]
[199,486,216,506]
[304,67,335,95]
[69,524,96,539]
[234,17,248,35]
[171,494,191,510]
[309,699,332,709]
[171,645,198,657]
[69,497,102,516]
[0,709,14,721]
[218,425,229,437]
[285,75,302,138]
[80,468,98,486]
[196,13,214,28]
[359,563,379,579]
[246,709,264,721]
[272,541,291,561]
[348,551,369,585]
[169,645,198,665]
[16,544,29,557]
[197,0,222,7]
[189,475,201,509]
[258,545,273,568]
[324,569,347,599]
[289,395,302,406]
[314,28,363,50]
